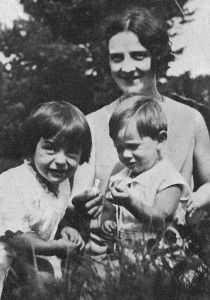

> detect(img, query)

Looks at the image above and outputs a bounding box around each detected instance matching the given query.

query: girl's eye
[65,147,81,159]
[109,53,124,63]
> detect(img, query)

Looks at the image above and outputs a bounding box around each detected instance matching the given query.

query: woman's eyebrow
[42,139,55,145]
[109,52,124,56]
[131,51,149,56]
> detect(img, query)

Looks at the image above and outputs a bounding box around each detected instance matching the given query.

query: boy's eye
[127,144,139,151]
[115,145,124,153]
[109,53,124,63]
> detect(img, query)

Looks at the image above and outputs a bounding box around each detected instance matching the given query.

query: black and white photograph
[0,1,210,299]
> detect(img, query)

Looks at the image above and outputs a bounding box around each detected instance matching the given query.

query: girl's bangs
[44,121,85,151]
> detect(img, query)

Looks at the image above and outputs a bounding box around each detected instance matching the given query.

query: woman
[71,7,210,255]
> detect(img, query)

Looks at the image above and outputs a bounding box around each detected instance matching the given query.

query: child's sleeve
[158,170,191,225]
[158,169,191,200]
[0,176,31,236]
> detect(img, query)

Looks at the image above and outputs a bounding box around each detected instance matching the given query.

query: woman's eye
[131,51,149,61]
[109,53,124,63]
[45,147,55,153]
[42,143,56,153]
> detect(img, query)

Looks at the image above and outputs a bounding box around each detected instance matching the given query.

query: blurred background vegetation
[0,0,209,172]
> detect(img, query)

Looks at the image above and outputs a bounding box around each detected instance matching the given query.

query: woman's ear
[157,130,167,150]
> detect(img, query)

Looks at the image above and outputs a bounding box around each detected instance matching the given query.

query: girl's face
[114,124,163,175]
[108,31,156,95]
[33,137,82,186]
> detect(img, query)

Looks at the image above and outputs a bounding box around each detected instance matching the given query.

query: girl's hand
[72,188,103,219]
[101,220,117,240]
[61,227,85,250]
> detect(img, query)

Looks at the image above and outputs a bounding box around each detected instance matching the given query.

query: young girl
[0,101,92,295]
[101,97,191,254]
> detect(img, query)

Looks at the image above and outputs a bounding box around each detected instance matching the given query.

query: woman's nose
[121,57,136,73]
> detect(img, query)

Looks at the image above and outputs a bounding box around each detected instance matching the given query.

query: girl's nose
[54,151,67,165]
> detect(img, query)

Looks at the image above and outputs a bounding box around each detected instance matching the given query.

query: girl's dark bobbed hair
[21,101,92,164]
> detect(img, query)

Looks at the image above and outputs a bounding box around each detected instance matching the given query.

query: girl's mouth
[49,169,67,178]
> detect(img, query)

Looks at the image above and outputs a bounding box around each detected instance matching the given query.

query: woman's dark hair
[22,101,92,164]
[109,96,167,142]
[103,6,174,77]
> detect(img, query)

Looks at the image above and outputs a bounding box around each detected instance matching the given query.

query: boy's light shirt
[109,158,191,236]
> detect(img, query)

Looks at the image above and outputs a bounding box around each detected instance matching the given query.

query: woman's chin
[121,85,143,95]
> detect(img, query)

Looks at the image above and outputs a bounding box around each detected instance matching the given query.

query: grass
[1,210,210,299]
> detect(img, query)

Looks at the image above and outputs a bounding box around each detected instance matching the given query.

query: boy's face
[114,124,163,175]
[33,137,82,185]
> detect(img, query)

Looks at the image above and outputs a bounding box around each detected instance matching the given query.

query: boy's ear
[157,130,167,144]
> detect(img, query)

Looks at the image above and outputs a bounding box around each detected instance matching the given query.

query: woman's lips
[120,75,141,80]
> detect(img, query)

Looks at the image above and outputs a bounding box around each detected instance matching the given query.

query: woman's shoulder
[86,99,120,123]
[164,95,197,114]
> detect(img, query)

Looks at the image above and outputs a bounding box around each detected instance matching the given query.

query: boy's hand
[101,221,117,240]
[106,180,131,207]
[54,238,79,259]
[61,227,85,250]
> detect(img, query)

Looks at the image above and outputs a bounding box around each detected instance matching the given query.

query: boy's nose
[122,149,133,159]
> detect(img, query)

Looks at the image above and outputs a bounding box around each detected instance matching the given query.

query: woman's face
[108,31,156,95]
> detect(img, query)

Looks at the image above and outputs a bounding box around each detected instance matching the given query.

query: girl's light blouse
[0,162,70,240]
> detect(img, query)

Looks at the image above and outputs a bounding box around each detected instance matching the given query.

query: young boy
[101,97,190,249]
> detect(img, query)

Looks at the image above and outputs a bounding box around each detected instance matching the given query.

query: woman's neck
[122,83,163,103]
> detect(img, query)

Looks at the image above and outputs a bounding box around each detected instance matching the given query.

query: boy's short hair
[22,101,92,164]
[109,96,167,141]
